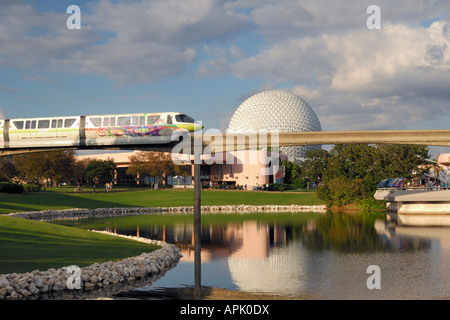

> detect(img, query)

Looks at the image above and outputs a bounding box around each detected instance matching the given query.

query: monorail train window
[110,117,116,126]
[38,120,50,129]
[118,116,131,126]
[51,119,63,128]
[139,116,145,125]
[131,116,139,125]
[147,115,160,125]
[64,118,76,128]
[167,115,172,124]
[103,117,110,127]
[90,117,102,127]
[175,114,195,123]
[13,121,24,129]
[25,120,37,129]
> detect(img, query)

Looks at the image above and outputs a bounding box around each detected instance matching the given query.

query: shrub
[357,197,386,210]
[316,178,366,207]
[23,184,41,192]
[267,183,291,191]
[0,182,24,194]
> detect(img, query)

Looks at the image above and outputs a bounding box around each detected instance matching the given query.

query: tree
[376,144,430,180]
[127,152,182,186]
[313,144,430,208]
[13,150,76,185]
[14,153,47,183]
[85,159,116,185]
[73,157,91,185]
[301,149,331,186]
[45,150,76,185]
[0,156,17,182]
[281,160,302,187]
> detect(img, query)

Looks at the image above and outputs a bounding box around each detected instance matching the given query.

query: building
[75,149,287,190]
[438,153,450,168]
[227,90,322,162]
[199,150,287,189]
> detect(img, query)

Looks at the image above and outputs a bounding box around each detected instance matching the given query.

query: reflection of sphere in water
[227,242,307,296]
[227,90,322,161]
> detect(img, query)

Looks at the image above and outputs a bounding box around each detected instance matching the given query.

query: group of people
[205,180,270,191]
[105,182,113,192]
[255,183,270,191]
[74,181,82,192]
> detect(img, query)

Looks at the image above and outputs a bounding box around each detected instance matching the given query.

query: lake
[55,211,450,300]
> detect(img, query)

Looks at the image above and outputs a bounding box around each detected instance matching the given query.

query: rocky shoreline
[0,232,182,300]
[7,204,327,221]
[2,204,326,300]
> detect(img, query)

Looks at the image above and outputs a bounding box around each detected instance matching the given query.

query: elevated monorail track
[202,129,450,153]
[1,129,450,156]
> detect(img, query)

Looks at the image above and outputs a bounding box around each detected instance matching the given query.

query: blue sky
[1,0,450,157]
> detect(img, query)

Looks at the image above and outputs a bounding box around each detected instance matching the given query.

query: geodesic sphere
[227,90,322,161]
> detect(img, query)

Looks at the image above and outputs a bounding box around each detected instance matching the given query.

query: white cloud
[228,19,450,130]
[0,5,99,69]
[0,0,250,85]
[291,86,321,101]
[2,0,450,132]
[197,45,245,77]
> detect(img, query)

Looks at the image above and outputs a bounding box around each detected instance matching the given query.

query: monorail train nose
[173,113,203,132]
[193,123,204,131]
[177,122,203,132]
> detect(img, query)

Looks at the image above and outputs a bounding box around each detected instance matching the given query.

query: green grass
[0,189,324,214]
[0,215,160,275]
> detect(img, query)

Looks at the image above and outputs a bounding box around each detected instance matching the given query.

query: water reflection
[57,211,450,299]
[193,219,201,299]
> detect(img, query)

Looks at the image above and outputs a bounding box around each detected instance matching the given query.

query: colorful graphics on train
[91,124,181,137]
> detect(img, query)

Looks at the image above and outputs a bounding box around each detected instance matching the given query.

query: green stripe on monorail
[9,128,79,133]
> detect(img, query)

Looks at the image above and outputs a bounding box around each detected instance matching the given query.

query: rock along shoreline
[7,204,327,221]
[1,204,326,300]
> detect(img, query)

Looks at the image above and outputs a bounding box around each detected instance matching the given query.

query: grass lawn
[0,189,324,214]
[0,215,160,275]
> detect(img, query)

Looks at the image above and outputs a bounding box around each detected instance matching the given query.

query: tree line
[282,144,430,209]
[0,150,186,188]
[0,150,115,187]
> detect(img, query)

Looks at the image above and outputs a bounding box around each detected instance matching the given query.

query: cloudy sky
[1,0,449,156]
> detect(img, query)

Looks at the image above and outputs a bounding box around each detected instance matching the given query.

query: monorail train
[0,112,201,149]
